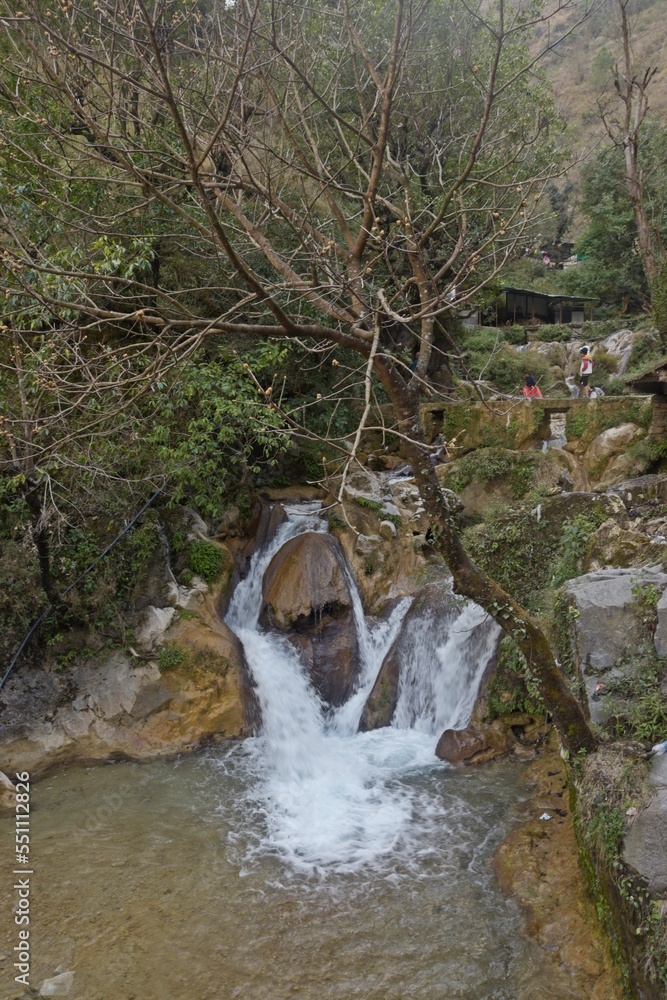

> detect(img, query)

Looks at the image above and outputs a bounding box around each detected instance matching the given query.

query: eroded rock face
[261,532,352,628]
[0,618,248,776]
[288,615,359,707]
[583,423,646,489]
[610,473,667,506]
[624,756,667,894]
[563,568,667,722]
[584,521,653,571]
[435,714,546,766]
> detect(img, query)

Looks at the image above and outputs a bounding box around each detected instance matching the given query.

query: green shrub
[354,497,384,513]
[187,539,224,584]
[157,643,186,671]
[534,323,572,343]
[487,636,543,718]
[590,348,618,373]
[551,510,608,586]
[626,331,663,376]
[446,447,535,498]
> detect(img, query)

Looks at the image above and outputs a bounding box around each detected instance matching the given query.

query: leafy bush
[551,511,608,586]
[446,447,535,498]
[590,348,618,374]
[626,330,664,376]
[157,643,187,671]
[534,324,572,343]
[487,636,543,718]
[187,540,225,584]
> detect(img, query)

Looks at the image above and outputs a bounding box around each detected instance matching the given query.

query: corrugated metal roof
[501,286,599,302]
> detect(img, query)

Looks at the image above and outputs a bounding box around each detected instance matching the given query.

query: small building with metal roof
[501,287,598,325]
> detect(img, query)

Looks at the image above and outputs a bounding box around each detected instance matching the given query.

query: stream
[1,505,573,999]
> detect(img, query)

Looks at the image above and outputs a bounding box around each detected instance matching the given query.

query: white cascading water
[392,598,501,734]
[224,505,500,874]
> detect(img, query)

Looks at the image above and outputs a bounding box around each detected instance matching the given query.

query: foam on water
[225,503,499,875]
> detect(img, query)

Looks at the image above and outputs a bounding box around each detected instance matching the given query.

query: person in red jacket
[579,347,593,397]
[522,372,543,398]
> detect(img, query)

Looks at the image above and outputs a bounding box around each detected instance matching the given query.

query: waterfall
[392,599,501,733]
[224,505,500,873]
[541,411,568,452]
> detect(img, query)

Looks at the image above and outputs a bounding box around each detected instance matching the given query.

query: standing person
[579,347,593,398]
[522,372,543,398]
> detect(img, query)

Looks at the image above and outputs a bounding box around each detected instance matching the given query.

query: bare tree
[0,0,598,750]
[598,0,659,287]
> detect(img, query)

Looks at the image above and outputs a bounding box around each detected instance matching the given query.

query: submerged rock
[39,971,75,996]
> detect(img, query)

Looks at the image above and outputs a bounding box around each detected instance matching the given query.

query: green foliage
[564,124,667,312]
[464,507,557,610]
[565,396,652,444]
[446,447,535,498]
[487,636,544,718]
[148,346,293,518]
[652,258,667,345]
[178,608,200,621]
[626,330,664,375]
[157,643,187,671]
[630,693,667,744]
[187,540,225,584]
[327,509,347,531]
[534,323,572,342]
[587,804,626,859]
[551,593,582,683]
[589,47,615,90]
[354,497,384,513]
[627,435,667,474]
[463,339,552,394]
[551,512,607,586]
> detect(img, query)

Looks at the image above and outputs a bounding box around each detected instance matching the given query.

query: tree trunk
[373,356,597,755]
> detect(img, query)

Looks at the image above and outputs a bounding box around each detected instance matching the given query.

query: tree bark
[373,355,597,755]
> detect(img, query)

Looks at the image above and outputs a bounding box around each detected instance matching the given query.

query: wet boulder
[287,616,359,708]
[435,724,509,766]
[261,532,359,706]
[360,640,402,731]
[261,532,352,628]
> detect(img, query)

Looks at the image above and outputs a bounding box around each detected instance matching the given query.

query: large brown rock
[259,531,360,706]
[435,724,509,766]
[288,615,359,707]
[0,617,248,777]
[261,532,352,627]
